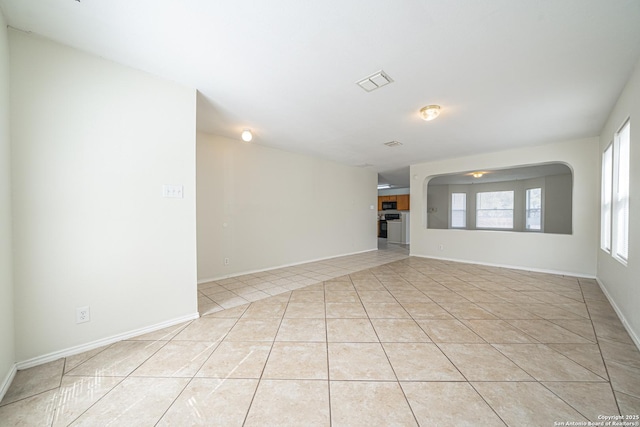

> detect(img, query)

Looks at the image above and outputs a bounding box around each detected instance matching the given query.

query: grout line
[240,291,291,426]
[324,278,332,427]
[8,254,640,425]
[155,305,249,425]
[370,275,421,427]
[466,381,510,426]
[579,278,623,416]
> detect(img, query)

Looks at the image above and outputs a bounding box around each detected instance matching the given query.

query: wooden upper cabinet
[378,194,410,210]
[396,194,410,210]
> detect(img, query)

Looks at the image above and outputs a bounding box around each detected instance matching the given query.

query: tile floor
[197,241,410,314]
[2,248,640,426]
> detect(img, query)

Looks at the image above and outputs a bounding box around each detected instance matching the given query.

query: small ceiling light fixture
[419,105,441,121]
[472,172,484,178]
[377,184,392,190]
[384,140,403,147]
[241,129,253,142]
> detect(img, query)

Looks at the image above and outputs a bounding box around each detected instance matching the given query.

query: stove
[379,213,401,238]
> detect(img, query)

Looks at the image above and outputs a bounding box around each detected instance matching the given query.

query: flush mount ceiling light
[419,105,441,121]
[356,70,394,92]
[377,184,392,189]
[241,129,253,142]
[384,140,403,147]
[472,172,484,178]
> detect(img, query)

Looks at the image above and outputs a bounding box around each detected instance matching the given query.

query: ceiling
[2,1,639,188]
[428,162,571,185]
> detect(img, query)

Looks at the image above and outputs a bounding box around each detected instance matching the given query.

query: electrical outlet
[438,244,444,251]
[224,258,230,266]
[76,306,90,324]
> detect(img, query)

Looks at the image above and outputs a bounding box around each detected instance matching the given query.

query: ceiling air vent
[357,70,393,92]
[384,140,403,147]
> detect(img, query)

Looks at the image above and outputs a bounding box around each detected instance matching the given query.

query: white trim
[16,312,199,370]
[596,277,640,351]
[0,363,17,403]
[410,253,596,279]
[197,247,378,284]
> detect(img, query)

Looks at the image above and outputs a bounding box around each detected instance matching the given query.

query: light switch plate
[163,185,184,198]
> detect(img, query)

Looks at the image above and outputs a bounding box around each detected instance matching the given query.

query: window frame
[612,119,630,264]
[475,190,515,230]
[525,187,542,231]
[601,142,613,253]
[450,192,467,229]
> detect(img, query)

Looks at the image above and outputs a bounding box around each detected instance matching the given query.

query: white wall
[410,138,599,276]
[597,57,640,345]
[0,9,16,396]
[197,132,378,281]
[10,30,198,362]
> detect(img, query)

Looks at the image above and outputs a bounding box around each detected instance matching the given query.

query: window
[451,193,466,228]
[613,120,630,262]
[525,188,542,230]
[476,191,514,229]
[602,119,630,264]
[601,144,613,252]
[427,163,572,233]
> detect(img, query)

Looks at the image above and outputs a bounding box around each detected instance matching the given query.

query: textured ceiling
[2,0,639,187]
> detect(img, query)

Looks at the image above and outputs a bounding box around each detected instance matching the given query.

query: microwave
[381,201,397,210]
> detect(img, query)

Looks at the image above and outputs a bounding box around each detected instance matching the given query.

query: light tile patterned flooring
[197,242,410,314]
[2,247,640,426]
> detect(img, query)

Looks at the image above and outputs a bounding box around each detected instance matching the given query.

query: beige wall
[544,174,573,234]
[197,132,378,281]
[0,9,16,398]
[426,185,448,229]
[410,138,599,277]
[597,57,640,347]
[10,30,198,363]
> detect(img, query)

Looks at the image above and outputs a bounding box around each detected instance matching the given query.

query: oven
[379,219,388,238]
[379,213,400,238]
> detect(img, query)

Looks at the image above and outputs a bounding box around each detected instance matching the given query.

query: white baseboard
[198,247,378,284]
[0,363,17,403]
[16,312,200,370]
[595,278,640,351]
[411,253,596,279]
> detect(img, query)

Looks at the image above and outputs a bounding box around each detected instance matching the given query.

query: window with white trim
[525,188,542,231]
[602,119,630,264]
[601,143,613,252]
[613,120,630,263]
[451,193,466,228]
[476,191,514,229]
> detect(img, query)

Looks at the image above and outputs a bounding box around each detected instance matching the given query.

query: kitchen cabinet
[378,194,410,211]
[396,194,410,210]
